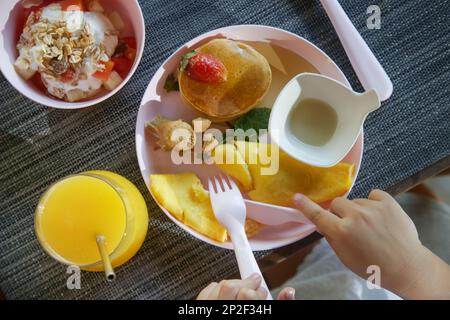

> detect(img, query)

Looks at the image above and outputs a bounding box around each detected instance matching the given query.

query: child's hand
[294,190,450,299]
[197,273,295,300]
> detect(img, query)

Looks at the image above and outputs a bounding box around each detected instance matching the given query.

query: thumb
[293,194,340,235]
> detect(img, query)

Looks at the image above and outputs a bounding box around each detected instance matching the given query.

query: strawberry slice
[60,68,76,83]
[181,51,227,83]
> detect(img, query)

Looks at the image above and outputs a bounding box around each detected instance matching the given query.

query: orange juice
[35,171,148,271]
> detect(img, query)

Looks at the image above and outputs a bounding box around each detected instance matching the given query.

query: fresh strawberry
[30,72,46,92]
[111,56,132,78]
[124,47,137,61]
[122,37,137,50]
[60,68,75,83]
[93,60,115,81]
[182,51,227,83]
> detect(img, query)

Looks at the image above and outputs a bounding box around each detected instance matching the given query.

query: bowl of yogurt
[0,0,145,109]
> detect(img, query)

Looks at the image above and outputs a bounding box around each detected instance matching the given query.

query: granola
[17,12,109,77]
[14,1,127,102]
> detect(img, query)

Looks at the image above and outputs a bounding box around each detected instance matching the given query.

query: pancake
[179,39,272,121]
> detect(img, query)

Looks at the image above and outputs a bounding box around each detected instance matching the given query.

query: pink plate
[135,25,363,251]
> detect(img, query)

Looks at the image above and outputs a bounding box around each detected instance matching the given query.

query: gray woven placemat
[1,0,449,300]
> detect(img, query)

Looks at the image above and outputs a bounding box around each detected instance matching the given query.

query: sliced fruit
[202,133,219,154]
[103,70,123,91]
[121,37,137,50]
[150,173,227,242]
[14,57,36,80]
[86,0,104,12]
[30,72,46,92]
[146,115,195,151]
[107,11,125,30]
[232,141,354,206]
[111,56,132,78]
[240,142,354,206]
[22,0,53,18]
[93,60,115,81]
[212,143,253,191]
[60,0,85,11]
[234,141,276,178]
[192,117,211,132]
[66,89,87,102]
[124,47,137,61]
[60,68,76,83]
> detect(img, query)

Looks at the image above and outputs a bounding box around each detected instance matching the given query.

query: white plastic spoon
[319,0,393,101]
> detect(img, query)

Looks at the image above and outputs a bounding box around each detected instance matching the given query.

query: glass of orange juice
[35,170,148,278]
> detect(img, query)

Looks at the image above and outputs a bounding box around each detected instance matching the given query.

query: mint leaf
[164,73,179,92]
[234,108,272,131]
[233,108,272,141]
[179,50,197,73]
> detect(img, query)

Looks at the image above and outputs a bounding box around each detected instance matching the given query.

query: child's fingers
[368,189,392,202]
[256,287,268,299]
[236,288,266,300]
[197,282,219,300]
[330,197,358,217]
[277,287,296,300]
[352,198,375,206]
[216,274,261,300]
[293,194,340,235]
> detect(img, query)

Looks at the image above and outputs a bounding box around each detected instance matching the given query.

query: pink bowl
[0,0,145,109]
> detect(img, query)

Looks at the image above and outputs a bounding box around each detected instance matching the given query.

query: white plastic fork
[208,175,273,300]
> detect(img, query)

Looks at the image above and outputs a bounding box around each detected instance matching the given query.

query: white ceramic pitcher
[269,73,380,167]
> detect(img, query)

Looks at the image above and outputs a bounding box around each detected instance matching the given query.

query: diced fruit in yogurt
[66,89,87,102]
[93,60,115,81]
[16,0,129,102]
[122,37,137,49]
[66,87,102,102]
[65,10,84,32]
[22,0,54,16]
[22,0,45,9]
[86,0,104,13]
[107,11,124,30]
[60,69,76,83]
[124,47,137,61]
[14,58,36,80]
[30,73,46,92]
[60,0,85,11]
[104,71,123,91]
[111,56,132,78]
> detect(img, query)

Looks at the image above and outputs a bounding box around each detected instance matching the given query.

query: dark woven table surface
[1,0,449,300]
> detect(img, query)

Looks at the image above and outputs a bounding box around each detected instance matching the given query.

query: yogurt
[40,4,118,55]
[16,2,119,102]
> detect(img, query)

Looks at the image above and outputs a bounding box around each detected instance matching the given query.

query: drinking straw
[96,235,116,282]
